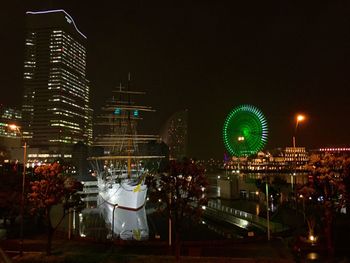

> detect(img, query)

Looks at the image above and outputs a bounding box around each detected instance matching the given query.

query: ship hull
[98,178,147,210]
[97,179,149,240]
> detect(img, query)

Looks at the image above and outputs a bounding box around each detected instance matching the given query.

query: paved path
[1,236,294,262]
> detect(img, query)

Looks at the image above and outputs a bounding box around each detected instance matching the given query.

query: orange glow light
[296,114,305,122]
[8,124,19,131]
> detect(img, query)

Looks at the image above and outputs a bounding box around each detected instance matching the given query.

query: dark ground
[1,199,350,262]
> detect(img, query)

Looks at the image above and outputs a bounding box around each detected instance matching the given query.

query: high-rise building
[22,10,92,149]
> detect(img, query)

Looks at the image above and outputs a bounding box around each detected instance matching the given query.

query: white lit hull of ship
[98,179,147,210]
[97,180,149,240]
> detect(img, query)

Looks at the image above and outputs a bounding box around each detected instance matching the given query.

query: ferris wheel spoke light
[223,104,268,157]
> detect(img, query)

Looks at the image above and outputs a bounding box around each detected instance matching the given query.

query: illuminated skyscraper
[22,10,92,149]
[161,110,188,160]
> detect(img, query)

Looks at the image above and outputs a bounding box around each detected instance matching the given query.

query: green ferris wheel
[223,104,268,157]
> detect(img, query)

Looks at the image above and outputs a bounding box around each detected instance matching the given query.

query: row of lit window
[50,59,85,76]
[285,148,306,153]
[50,123,82,131]
[24,61,36,65]
[1,112,21,120]
[49,45,62,49]
[285,158,309,161]
[319,148,350,152]
[50,42,85,57]
[51,66,86,83]
[50,41,62,45]
[49,49,86,64]
[59,78,89,98]
[49,139,75,144]
[49,37,86,58]
[61,46,86,60]
[51,118,80,127]
[28,153,72,158]
[61,51,86,66]
[60,53,86,69]
[51,94,76,104]
[61,34,86,53]
[61,49,86,61]
[59,55,86,72]
[60,41,85,55]
[61,83,89,101]
[48,87,88,106]
[49,49,85,62]
[49,107,89,120]
[48,85,88,102]
[49,95,86,111]
[50,57,85,76]
[53,68,88,91]
[50,67,84,85]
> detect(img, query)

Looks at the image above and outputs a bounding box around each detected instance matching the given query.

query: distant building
[223,147,309,172]
[284,147,309,167]
[22,10,93,149]
[310,147,350,157]
[161,110,188,160]
[0,105,22,150]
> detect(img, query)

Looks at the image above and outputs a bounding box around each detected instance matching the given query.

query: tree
[146,158,208,259]
[300,153,350,257]
[0,163,21,228]
[28,162,83,255]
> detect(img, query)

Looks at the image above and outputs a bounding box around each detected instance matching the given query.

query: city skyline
[1,1,350,159]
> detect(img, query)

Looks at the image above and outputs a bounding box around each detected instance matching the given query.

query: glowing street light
[296,114,305,123]
[293,114,306,148]
[9,124,27,256]
[8,124,18,131]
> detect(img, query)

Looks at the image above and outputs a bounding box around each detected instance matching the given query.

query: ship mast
[127,73,132,178]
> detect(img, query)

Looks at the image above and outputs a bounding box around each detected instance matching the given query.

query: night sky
[1,1,350,159]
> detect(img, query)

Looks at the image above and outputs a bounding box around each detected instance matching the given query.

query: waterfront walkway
[2,235,294,263]
[205,200,289,233]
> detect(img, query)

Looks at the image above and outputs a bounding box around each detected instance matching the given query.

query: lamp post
[168,192,173,247]
[291,114,305,213]
[19,141,27,256]
[292,114,305,149]
[265,177,270,241]
[291,115,305,188]
[9,124,26,256]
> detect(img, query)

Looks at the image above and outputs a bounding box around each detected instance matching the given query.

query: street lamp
[292,114,305,149]
[265,177,270,241]
[9,124,27,256]
[291,114,306,214]
[291,114,305,187]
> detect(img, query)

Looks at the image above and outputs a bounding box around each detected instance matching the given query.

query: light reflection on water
[77,171,307,240]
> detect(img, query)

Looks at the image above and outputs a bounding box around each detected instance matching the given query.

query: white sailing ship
[88,77,164,240]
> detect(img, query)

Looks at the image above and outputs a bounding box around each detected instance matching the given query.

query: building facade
[22,10,92,149]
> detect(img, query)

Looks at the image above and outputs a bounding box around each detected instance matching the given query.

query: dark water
[77,171,307,241]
